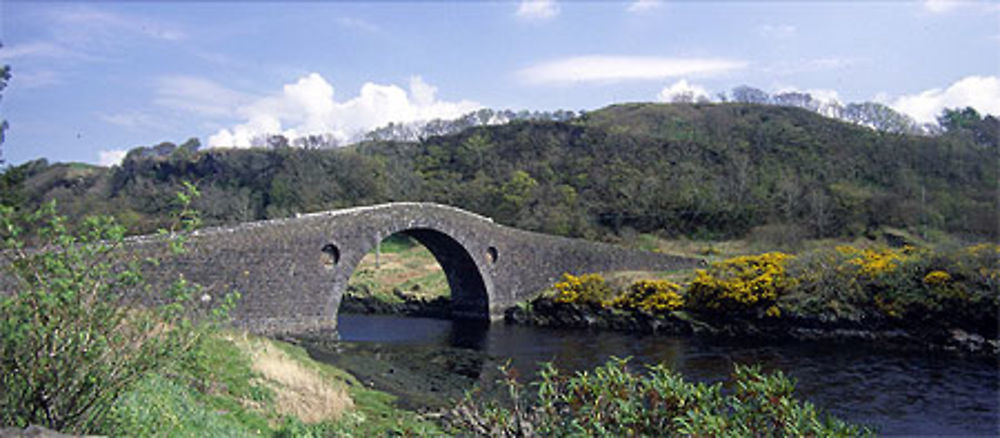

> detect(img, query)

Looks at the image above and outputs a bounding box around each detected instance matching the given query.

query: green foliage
[0,185,237,434]
[3,103,996,242]
[0,41,8,161]
[446,358,870,436]
[772,243,999,335]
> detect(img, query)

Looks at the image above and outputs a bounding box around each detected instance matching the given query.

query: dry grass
[232,335,354,424]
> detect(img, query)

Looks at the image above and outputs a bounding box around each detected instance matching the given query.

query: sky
[0,0,998,166]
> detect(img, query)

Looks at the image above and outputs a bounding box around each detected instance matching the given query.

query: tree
[0,185,237,433]
[0,42,10,164]
[731,85,770,104]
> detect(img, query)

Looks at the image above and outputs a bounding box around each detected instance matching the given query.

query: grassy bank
[105,330,442,436]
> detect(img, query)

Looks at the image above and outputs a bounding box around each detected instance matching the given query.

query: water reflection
[331,314,999,435]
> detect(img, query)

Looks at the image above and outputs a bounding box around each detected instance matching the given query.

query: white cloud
[758,24,797,39]
[98,149,127,167]
[923,0,964,14]
[335,17,380,33]
[517,0,560,21]
[207,73,481,148]
[889,75,1000,124]
[154,76,252,118]
[99,112,165,131]
[627,0,662,13]
[11,70,61,89]
[762,57,857,76]
[0,42,85,61]
[656,79,711,103]
[518,56,747,85]
[47,7,185,43]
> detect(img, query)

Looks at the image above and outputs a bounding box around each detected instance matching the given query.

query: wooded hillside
[2,103,996,242]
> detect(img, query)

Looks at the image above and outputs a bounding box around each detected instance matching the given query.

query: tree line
[1,102,996,243]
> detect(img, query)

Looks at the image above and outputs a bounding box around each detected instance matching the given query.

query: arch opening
[340,229,490,322]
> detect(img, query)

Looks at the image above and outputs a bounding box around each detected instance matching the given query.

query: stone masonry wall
[4,203,702,335]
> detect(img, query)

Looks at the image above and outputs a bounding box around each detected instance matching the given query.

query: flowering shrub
[837,245,918,277]
[552,273,614,306]
[923,270,952,286]
[685,252,796,315]
[612,280,683,312]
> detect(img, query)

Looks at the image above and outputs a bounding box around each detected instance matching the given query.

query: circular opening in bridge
[486,246,498,264]
[320,243,340,268]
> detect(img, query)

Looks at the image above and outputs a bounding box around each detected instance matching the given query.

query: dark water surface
[323,314,999,436]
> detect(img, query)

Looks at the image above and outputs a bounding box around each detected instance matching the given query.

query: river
[305,314,999,436]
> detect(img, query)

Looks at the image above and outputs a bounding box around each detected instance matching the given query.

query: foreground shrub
[0,186,236,433]
[612,279,683,312]
[686,252,795,317]
[552,273,614,306]
[446,358,870,436]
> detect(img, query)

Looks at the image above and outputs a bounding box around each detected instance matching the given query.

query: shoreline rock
[504,299,1000,359]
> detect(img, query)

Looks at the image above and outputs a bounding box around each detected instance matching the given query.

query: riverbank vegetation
[1,202,871,436]
[513,242,999,354]
[446,358,872,436]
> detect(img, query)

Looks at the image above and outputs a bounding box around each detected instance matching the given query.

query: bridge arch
[335,227,493,320]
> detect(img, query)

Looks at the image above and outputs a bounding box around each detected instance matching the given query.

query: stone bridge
[129,203,699,334]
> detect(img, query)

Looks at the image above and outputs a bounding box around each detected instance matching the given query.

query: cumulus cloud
[98,149,127,167]
[517,0,560,21]
[518,56,746,85]
[627,0,662,13]
[889,75,1000,124]
[657,79,711,103]
[207,74,481,148]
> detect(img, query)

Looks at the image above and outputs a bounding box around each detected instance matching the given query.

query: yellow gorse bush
[686,252,795,314]
[613,280,684,312]
[553,273,614,305]
[836,245,918,277]
[923,270,951,286]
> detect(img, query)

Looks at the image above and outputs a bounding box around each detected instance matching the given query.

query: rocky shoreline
[505,299,1000,358]
[339,293,998,359]
[340,291,452,319]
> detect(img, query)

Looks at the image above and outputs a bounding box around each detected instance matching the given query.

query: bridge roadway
[124,202,700,334]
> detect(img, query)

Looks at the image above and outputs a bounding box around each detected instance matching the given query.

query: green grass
[102,330,440,437]
[348,234,451,300]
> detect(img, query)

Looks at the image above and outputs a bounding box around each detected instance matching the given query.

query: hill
[2,102,996,242]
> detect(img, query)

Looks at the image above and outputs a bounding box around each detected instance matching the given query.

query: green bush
[446,358,871,436]
[779,243,998,334]
[0,184,237,434]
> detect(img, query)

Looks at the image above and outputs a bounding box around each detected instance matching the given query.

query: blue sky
[1,0,998,165]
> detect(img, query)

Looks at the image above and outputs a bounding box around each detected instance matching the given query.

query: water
[327,314,999,435]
